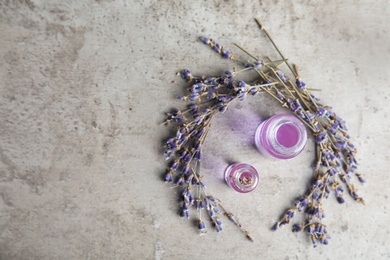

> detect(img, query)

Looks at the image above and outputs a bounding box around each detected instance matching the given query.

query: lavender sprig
[163,65,271,241]
[162,19,365,246]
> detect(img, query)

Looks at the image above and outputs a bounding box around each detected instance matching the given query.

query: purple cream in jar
[255,114,307,159]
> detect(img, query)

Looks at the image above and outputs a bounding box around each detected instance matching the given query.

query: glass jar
[224,163,259,193]
[255,114,307,159]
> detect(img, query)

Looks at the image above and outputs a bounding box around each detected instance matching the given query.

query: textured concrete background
[0,0,389,259]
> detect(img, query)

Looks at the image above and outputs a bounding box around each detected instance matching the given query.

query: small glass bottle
[224,163,259,193]
[255,113,307,159]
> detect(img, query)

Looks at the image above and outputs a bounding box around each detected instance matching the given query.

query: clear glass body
[224,163,259,193]
[255,114,307,159]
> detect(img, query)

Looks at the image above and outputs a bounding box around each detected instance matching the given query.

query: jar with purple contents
[255,114,307,159]
[224,163,259,193]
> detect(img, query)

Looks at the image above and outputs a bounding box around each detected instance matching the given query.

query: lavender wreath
[162,19,365,247]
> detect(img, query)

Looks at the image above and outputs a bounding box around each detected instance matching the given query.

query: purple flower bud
[195,199,201,210]
[276,70,287,82]
[306,112,315,122]
[207,84,218,92]
[310,94,320,102]
[209,209,215,218]
[182,203,189,211]
[335,159,342,167]
[185,174,193,184]
[321,237,329,245]
[327,122,338,134]
[198,220,206,231]
[176,177,185,186]
[180,209,189,218]
[207,91,216,100]
[288,99,299,112]
[316,107,326,117]
[238,80,246,88]
[336,185,344,194]
[222,49,232,59]
[308,224,315,234]
[199,200,204,210]
[204,198,210,210]
[329,167,338,176]
[249,87,257,96]
[183,153,191,162]
[307,206,320,216]
[286,208,295,219]
[213,42,221,53]
[194,151,202,161]
[272,223,279,232]
[219,106,227,113]
[188,194,194,204]
[292,224,302,232]
[296,79,306,89]
[164,173,173,183]
[193,141,202,151]
[337,196,345,204]
[192,83,204,93]
[315,131,328,143]
[181,165,190,175]
[315,224,323,234]
[194,128,205,139]
[224,70,234,80]
[296,196,308,211]
[208,196,216,202]
[254,60,262,68]
[339,120,348,130]
[199,37,210,44]
[336,141,347,149]
[169,161,179,171]
[194,114,202,124]
[178,135,188,146]
[181,69,192,81]
[189,93,199,102]
[311,238,318,248]
[356,173,365,183]
[277,91,285,101]
[215,217,222,226]
[215,224,223,233]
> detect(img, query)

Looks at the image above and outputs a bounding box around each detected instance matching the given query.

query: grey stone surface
[0,0,389,259]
